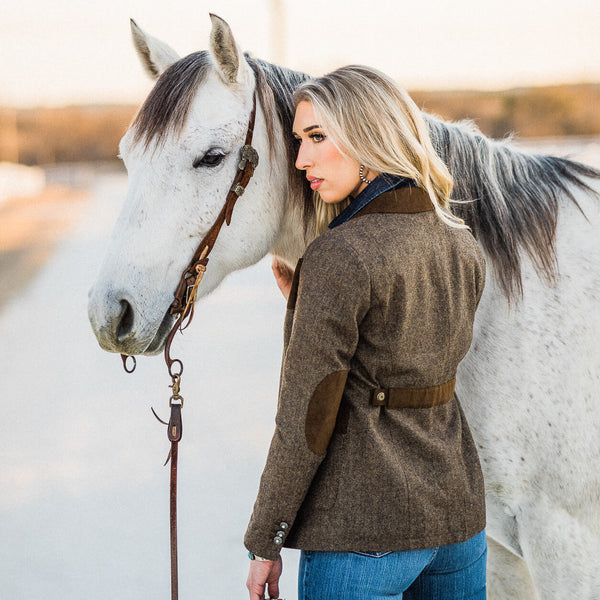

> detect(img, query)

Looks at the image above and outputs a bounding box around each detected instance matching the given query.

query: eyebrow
[292,124,321,137]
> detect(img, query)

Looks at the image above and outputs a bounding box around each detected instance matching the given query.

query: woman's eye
[310,133,325,143]
[193,150,226,169]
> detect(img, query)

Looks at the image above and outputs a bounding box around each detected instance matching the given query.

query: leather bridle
[121,92,259,600]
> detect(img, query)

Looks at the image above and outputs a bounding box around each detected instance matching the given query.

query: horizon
[4,81,600,111]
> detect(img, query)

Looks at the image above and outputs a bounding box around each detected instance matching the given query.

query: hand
[246,555,283,600]
[271,256,294,301]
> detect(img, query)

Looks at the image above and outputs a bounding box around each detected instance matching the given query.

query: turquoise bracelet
[248,551,271,561]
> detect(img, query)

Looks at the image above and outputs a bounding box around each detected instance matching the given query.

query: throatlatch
[119,92,259,600]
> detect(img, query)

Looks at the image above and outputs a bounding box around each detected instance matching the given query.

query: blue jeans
[297,529,487,600]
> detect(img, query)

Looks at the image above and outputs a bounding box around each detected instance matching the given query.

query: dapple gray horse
[88,15,600,599]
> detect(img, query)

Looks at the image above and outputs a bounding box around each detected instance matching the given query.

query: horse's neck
[252,103,309,267]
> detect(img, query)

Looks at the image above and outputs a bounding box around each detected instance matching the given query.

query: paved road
[0,168,297,599]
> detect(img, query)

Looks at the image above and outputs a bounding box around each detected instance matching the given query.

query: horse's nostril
[116,299,135,341]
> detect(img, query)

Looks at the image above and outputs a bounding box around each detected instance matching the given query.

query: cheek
[334,157,360,192]
[321,142,342,164]
[322,146,356,177]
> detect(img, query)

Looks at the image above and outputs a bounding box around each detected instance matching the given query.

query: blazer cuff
[244,519,291,561]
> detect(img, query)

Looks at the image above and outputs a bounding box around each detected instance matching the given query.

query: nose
[295,140,313,171]
[88,287,138,353]
[115,298,135,342]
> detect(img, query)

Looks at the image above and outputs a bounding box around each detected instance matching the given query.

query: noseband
[121,92,259,600]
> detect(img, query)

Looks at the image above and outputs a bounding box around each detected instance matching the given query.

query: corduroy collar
[328,174,433,229]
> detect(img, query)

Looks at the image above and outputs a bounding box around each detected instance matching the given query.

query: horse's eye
[193,150,225,169]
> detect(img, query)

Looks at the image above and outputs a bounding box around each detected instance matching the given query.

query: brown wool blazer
[244,186,486,560]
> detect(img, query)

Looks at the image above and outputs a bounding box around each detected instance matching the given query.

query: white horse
[88,15,600,599]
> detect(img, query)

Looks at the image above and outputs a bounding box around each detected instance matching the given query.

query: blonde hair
[293,65,466,234]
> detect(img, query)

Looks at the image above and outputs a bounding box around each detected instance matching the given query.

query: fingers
[266,573,279,599]
[246,556,283,600]
[246,572,265,600]
[247,560,274,600]
[267,582,280,599]
[271,256,294,301]
[267,555,283,600]
[271,256,293,276]
[247,582,265,600]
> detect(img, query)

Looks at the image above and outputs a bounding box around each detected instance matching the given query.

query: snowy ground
[1,137,599,599]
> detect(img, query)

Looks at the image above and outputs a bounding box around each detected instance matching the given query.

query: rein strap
[163,92,258,600]
[124,92,260,600]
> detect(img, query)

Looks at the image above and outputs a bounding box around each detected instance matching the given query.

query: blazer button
[273,537,283,545]
[377,392,386,402]
[280,522,288,530]
[276,530,285,538]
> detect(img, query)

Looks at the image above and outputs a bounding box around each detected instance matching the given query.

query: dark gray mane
[130,51,600,301]
[132,51,212,148]
[426,116,600,299]
[245,57,314,229]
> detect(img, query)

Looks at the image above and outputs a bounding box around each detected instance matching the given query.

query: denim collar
[328,174,416,229]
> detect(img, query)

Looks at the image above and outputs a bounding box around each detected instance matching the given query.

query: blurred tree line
[411,83,600,139]
[1,83,599,166]
[0,105,136,166]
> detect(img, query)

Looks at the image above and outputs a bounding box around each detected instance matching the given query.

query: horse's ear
[208,14,251,86]
[130,19,180,80]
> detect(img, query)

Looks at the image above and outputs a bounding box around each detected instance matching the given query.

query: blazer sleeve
[244,234,371,559]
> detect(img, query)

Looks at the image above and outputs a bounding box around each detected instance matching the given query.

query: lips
[307,175,323,191]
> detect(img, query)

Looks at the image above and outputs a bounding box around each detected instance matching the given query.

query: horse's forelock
[131,51,212,149]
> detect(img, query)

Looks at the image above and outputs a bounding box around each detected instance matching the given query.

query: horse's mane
[253,62,600,299]
[426,116,600,299]
[129,51,600,301]
[245,57,314,238]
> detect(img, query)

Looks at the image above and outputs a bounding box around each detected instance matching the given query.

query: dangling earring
[359,164,372,185]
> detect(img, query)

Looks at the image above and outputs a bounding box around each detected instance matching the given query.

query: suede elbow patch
[305,370,349,455]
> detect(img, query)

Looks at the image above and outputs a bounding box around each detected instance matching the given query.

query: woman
[245,65,487,600]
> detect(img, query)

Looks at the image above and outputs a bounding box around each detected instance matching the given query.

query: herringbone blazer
[245,186,486,560]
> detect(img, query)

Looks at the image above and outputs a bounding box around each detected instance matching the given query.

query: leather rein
[120,92,259,600]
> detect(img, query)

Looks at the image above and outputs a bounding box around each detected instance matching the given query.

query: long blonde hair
[293,65,466,234]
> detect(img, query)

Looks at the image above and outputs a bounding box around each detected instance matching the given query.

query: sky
[1,0,599,107]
